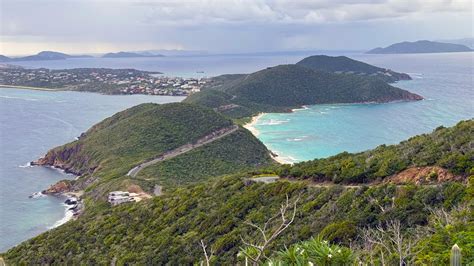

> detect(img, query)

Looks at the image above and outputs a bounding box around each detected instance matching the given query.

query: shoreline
[243,113,296,165]
[270,151,296,165]
[0,84,62,91]
[243,113,264,136]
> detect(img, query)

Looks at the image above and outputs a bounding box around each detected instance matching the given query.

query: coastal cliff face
[42,180,72,195]
[32,143,95,176]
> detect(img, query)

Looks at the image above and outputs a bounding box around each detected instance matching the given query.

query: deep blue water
[0,89,183,251]
[254,52,473,162]
[1,51,472,252]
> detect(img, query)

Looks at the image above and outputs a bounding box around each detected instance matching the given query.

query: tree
[361,220,426,266]
[239,194,301,264]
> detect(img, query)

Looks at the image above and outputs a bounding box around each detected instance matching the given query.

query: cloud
[138,0,472,25]
[0,0,472,54]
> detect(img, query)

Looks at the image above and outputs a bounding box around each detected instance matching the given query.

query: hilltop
[296,55,411,83]
[367,40,472,54]
[3,120,472,264]
[32,102,274,196]
[0,51,92,62]
[185,63,422,119]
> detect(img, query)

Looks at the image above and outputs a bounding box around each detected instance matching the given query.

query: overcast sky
[1,0,472,55]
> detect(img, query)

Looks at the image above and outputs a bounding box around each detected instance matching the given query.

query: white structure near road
[108,191,141,206]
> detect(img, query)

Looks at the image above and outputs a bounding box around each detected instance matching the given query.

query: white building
[108,191,142,206]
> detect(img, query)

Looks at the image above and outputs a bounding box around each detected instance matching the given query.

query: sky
[0,0,472,55]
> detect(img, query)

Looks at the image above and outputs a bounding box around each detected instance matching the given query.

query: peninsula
[185,55,422,119]
[0,66,206,96]
[4,115,472,264]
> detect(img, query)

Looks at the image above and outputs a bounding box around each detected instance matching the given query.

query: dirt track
[127,125,239,177]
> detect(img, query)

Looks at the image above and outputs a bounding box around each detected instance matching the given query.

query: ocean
[0,89,183,251]
[253,52,474,162]
[1,51,472,251]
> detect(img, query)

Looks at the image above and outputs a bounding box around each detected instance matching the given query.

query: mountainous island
[102,51,164,58]
[367,40,473,54]
[0,51,92,62]
[185,55,422,119]
[3,111,472,264]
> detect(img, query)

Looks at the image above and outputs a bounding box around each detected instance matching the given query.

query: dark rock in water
[29,192,45,199]
[64,198,77,205]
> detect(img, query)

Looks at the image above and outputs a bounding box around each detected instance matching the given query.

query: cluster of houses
[0,67,210,96]
[119,76,207,96]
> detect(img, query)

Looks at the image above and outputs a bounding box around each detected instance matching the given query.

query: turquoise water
[0,89,183,251]
[254,52,473,163]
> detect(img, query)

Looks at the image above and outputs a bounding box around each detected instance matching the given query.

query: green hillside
[278,119,473,184]
[185,64,422,119]
[3,174,472,264]
[4,120,472,265]
[136,128,274,188]
[33,102,274,195]
[296,55,411,83]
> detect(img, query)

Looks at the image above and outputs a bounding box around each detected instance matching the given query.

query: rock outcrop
[31,144,95,176]
[387,166,463,185]
[42,180,72,195]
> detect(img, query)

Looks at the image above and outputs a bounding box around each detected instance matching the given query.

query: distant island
[0,51,92,62]
[102,51,164,58]
[185,55,422,119]
[367,40,473,54]
[0,50,166,62]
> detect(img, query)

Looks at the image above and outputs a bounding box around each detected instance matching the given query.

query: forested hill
[3,120,473,264]
[32,102,274,196]
[296,55,411,83]
[278,119,473,184]
[185,64,422,119]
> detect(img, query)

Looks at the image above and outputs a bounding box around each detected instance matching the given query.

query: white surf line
[127,125,239,178]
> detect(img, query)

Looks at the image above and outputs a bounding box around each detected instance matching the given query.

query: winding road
[127,125,239,178]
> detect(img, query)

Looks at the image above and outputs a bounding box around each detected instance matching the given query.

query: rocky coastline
[30,144,90,176]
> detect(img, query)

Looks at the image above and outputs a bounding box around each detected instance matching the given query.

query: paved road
[127,125,239,178]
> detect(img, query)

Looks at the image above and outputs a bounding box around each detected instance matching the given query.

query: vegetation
[34,102,273,196]
[296,55,411,83]
[185,64,422,119]
[3,175,472,264]
[3,119,473,264]
[278,120,473,184]
[136,128,274,188]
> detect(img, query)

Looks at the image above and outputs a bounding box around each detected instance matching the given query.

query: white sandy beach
[243,113,264,136]
[0,84,60,91]
[244,113,295,165]
[270,152,296,165]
